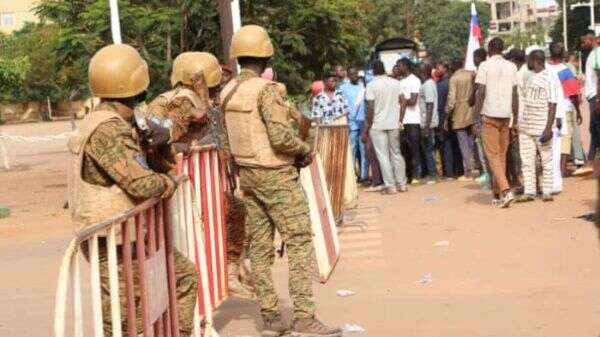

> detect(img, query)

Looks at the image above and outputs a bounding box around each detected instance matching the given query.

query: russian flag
[557,67,580,98]
[465,1,483,71]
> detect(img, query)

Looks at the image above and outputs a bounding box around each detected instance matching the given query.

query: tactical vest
[67,110,137,233]
[220,77,295,168]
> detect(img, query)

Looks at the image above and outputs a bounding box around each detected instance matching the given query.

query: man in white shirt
[473,37,519,208]
[397,58,423,184]
[362,60,407,194]
[581,29,600,161]
[516,50,558,202]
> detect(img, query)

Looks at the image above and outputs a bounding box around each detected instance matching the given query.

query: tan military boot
[262,316,289,337]
[228,262,255,299]
[291,318,342,337]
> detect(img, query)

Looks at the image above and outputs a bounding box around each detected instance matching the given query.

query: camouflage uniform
[146,86,211,174]
[82,102,197,337]
[223,69,315,320]
[148,88,249,269]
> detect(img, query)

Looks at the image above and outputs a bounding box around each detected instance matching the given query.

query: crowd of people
[310,32,597,208]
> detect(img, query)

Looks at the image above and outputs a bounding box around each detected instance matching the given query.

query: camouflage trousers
[239,165,315,320]
[93,241,197,337]
[225,193,247,263]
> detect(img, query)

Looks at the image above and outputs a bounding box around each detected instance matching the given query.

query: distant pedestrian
[581,29,600,161]
[436,62,458,179]
[362,60,407,194]
[335,64,349,86]
[311,71,348,125]
[546,41,582,187]
[340,67,369,182]
[418,62,439,183]
[471,48,491,185]
[516,50,557,202]
[505,48,527,192]
[446,58,476,179]
[398,58,423,184]
[473,37,519,208]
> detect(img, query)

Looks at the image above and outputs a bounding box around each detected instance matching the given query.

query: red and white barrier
[174,145,228,336]
[54,196,183,337]
[300,156,340,283]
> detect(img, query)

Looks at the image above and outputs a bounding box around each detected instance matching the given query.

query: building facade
[0,0,39,34]
[487,0,559,36]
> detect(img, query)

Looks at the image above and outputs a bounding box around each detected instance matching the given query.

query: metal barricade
[173,145,228,336]
[55,145,228,337]
[315,124,349,225]
[299,155,340,283]
[54,196,182,337]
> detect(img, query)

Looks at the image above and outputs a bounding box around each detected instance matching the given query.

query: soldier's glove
[159,174,177,199]
[134,104,174,147]
[145,115,174,147]
[294,151,315,168]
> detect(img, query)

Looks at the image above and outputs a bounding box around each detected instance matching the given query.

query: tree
[415,0,490,62]
[360,0,408,45]
[550,0,598,51]
[239,0,369,94]
[0,56,29,102]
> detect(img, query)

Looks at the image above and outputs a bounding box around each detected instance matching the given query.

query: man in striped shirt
[517,50,558,202]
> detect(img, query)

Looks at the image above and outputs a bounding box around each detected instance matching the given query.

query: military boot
[262,316,289,337]
[291,318,343,337]
[228,262,255,299]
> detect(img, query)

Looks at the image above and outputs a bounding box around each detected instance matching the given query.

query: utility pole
[563,0,568,49]
[218,0,241,74]
[405,0,412,38]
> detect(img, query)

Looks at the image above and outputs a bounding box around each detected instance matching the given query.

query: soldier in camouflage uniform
[145,52,255,298]
[221,25,342,337]
[68,44,197,337]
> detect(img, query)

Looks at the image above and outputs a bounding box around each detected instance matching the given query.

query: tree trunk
[166,25,172,65]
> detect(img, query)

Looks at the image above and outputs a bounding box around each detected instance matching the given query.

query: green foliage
[0,22,63,102]
[360,0,408,45]
[550,0,598,51]
[240,0,369,94]
[3,0,496,102]
[35,0,221,98]
[0,56,30,102]
[416,0,490,62]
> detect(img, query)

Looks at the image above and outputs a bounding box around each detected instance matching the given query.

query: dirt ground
[1,120,599,337]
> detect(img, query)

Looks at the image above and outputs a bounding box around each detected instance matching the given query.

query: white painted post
[89,235,104,337]
[231,0,242,73]
[0,127,9,170]
[109,0,122,44]
[72,255,83,337]
[563,0,568,49]
[107,226,123,337]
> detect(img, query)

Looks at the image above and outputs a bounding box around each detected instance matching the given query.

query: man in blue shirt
[340,67,369,181]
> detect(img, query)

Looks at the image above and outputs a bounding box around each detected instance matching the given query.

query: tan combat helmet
[88,44,149,98]
[170,52,222,88]
[230,25,274,59]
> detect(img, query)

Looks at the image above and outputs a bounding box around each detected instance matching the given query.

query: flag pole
[109,0,122,44]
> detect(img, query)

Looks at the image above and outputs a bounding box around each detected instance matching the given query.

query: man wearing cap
[68,44,197,337]
[221,25,342,337]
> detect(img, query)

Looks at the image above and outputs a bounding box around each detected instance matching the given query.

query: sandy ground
[1,120,599,337]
